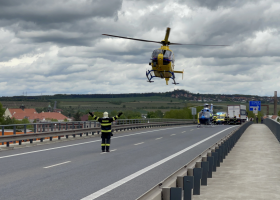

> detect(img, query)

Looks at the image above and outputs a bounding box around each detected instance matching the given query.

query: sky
[0,0,279,97]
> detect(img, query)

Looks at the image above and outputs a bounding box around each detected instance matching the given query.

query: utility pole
[274,91,277,115]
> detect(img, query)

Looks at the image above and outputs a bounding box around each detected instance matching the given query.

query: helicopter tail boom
[163,27,171,45]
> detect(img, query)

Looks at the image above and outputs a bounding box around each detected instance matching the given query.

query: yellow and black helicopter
[102,28,228,85]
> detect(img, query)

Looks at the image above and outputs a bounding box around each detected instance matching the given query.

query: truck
[227,105,247,124]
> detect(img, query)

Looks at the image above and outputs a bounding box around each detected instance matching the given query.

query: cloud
[0,0,279,97]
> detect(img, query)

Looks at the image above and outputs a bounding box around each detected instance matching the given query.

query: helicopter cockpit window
[152,49,162,59]
[151,49,173,61]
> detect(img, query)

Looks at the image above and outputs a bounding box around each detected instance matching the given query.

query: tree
[0,102,5,124]
[64,118,68,122]
[278,110,280,116]
[147,111,157,118]
[73,111,81,121]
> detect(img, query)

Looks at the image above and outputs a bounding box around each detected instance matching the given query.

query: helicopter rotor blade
[102,34,161,44]
[164,27,171,44]
[169,42,229,46]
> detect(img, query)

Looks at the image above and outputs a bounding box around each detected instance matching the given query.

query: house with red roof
[4,108,71,122]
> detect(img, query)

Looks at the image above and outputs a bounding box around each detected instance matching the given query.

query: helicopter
[197,103,214,128]
[102,27,228,85]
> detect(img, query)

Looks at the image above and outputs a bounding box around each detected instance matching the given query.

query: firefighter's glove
[111,133,113,136]
[88,112,93,117]
[118,112,123,117]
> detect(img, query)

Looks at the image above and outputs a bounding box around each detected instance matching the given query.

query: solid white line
[155,137,162,140]
[44,161,71,169]
[134,142,144,145]
[80,126,235,200]
[170,134,176,136]
[0,126,194,160]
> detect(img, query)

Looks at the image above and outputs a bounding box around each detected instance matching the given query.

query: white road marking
[0,125,195,160]
[182,131,186,133]
[111,149,117,152]
[80,126,235,200]
[170,134,176,136]
[100,152,107,154]
[190,129,194,131]
[134,142,144,145]
[155,137,162,140]
[44,161,71,169]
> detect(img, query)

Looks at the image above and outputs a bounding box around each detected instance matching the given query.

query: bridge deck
[193,124,280,200]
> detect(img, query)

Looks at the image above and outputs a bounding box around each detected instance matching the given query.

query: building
[4,107,71,122]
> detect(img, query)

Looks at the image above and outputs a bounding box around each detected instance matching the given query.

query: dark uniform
[224,116,228,125]
[233,116,237,125]
[89,112,122,152]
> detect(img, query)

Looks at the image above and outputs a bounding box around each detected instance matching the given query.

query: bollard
[6,142,9,147]
[30,139,33,143]
[58,136,61,140]
[207,156,214,178]
[80,133,82,137]
[201,161,209,185]
[40,138,43,142]
[66,135,68,139]
[211,152,218,172]
[50,137,52,141]
[215,148,221,167]
[193,167,202,195]
[19,140,22,145]
[183,176,194,200]
[162,187,182,200]
[73,134,76,138]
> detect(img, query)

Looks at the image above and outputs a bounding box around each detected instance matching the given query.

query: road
[0,125,237,200]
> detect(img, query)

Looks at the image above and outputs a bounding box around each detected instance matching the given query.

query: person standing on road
[233,116,237,125]
[256,116,259,124]
[89,111,123,152]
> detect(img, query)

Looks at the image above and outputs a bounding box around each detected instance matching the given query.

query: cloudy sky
[0,0,279,97]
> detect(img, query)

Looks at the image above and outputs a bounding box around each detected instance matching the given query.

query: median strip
[44,161,71,169]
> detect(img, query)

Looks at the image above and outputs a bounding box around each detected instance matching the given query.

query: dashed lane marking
[155,137,162,140]
[80,126,235,200]
[170,134,176,136]
[190,129,194,131]
[134,142,144,145]
[44,161,71,169]
[182,131,186,133]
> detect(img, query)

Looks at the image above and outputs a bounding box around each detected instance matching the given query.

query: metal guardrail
[0,119,193,147]
[264,118,280,142]
[136,122,253,200]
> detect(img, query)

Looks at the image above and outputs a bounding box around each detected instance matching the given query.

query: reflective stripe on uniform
[101,123,111,126]
[101,130,111,133]
[105,144,110,146]
[101,144,106,146]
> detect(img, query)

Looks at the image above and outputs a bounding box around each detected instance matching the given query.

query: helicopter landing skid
[146,70,178,84]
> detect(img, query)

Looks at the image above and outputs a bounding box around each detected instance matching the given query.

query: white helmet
[103,112,108,118]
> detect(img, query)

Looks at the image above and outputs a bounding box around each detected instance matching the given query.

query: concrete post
[274,91,277,115]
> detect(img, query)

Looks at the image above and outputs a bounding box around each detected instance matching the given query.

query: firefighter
[212,115,217,125]
[233,116,237,125]
[224,116,227,125]
[89,111,123,152]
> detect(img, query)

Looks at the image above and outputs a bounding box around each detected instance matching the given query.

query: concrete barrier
[264,118,280,142]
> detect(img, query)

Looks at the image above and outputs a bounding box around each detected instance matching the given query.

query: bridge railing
[0,118,193,147]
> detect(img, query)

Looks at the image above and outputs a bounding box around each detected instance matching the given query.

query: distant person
[256,117,259,124]
[89,111,123,152]
[261,117,264,123]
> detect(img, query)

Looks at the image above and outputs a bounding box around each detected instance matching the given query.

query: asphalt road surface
[0,125,237,200]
